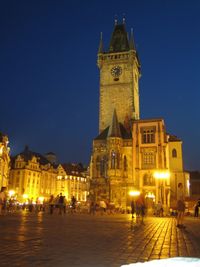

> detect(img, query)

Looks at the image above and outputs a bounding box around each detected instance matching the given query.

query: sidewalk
[0,212,199,267]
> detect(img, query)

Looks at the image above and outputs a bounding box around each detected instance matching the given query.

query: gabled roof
[168,134,182,142]
[11,146,56,167]
[61,163,86,176]
[94,123,131,140]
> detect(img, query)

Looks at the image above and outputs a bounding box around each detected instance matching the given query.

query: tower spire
[108,109,121,138]
[98,32,103,53]
[114,14,118,25]
[129,28,136,50]
[122,13,126,24]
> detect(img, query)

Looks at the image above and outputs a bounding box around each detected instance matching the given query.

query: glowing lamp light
[129,190,140,197]
[8,190,15,197]
[38,196,44,203]
[23,194,28,199]
[154,171,170,179]
[146,192,155,199]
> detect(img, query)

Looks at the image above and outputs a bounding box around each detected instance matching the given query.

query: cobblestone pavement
[0,212,200,267]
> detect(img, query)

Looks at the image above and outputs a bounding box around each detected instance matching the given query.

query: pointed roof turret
[129,28,136,51]
[109,20,129,53]
[108,109,121,138]
[98,32,103,53]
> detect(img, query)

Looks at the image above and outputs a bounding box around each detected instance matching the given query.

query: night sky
[0,0,200,170]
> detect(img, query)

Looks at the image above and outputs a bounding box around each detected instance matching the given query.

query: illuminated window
[172,149,177,158]
[111,151,119,169]
[142,151,156,169]
[141,128,155,144]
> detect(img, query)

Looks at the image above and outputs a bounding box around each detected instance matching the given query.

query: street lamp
[8,190,15,198]
[129,190,140,197]
[154,170,170,211]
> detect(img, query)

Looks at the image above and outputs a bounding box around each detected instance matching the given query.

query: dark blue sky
[0,0,200,170]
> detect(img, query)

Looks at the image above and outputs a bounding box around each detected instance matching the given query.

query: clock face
[111,66,122,77]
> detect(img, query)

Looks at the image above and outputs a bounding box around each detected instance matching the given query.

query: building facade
[90,20,189,211]
[0,132,10,189]
[56,163,89,202]
[9,147,89,203]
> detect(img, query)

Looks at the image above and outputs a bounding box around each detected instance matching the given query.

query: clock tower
[98,20,141,133]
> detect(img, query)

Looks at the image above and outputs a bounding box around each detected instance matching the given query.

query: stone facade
[90,21,189,212]
[0,132,10,189]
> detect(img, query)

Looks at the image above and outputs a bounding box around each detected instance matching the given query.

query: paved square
[0,212,200,266]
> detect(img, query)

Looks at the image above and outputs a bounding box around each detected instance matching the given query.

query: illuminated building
[9,146,89,202]
[0,132,10,189]
[90,19,189,211]
[9,146,57,202]
[56,163,89,202]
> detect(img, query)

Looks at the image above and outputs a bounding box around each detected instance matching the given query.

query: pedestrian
[49,195,54,214]
[71,196,76,213]
[135,193,145,224]
[176,182,185,228]
[89,201,96,215]
[156,201,163,217]
[194,203,199,217]
[58,193,64,215]
[130,200,135,218]
[99,200,107,215]
[0,187,6,215]
[194,202,199,217]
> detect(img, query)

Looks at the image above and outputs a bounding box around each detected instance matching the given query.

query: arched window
[172,149,177,158]
[111,151,120,169]
[111,151,116,169]
[100,156,107,177]
[123,155,127,171]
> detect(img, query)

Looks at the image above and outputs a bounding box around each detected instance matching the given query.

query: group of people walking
[48,194,77,215]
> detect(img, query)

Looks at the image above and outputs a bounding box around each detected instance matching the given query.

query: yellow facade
[90,21,189,212]
[56,164,89,202]
[9,147,89,203]
[9,151,57,202]
[0,133,10,189]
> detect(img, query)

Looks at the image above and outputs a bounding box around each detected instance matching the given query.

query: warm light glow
[38,196,44,203]
[129,190,140,197]
[154,171,170,179]
[146,192,155,199]
[8,190,15,197]
[23,194,28,199]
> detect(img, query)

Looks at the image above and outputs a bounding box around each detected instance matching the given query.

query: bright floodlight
[129,190,140,197]
[8,190,15,197]
[154,171,170,179]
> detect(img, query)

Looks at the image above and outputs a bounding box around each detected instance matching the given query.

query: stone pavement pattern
[0,212,200,267]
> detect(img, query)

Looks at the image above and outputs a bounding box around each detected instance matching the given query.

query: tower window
[100,156,108,178]
[172,149,177,158]
[111,151,119,169]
